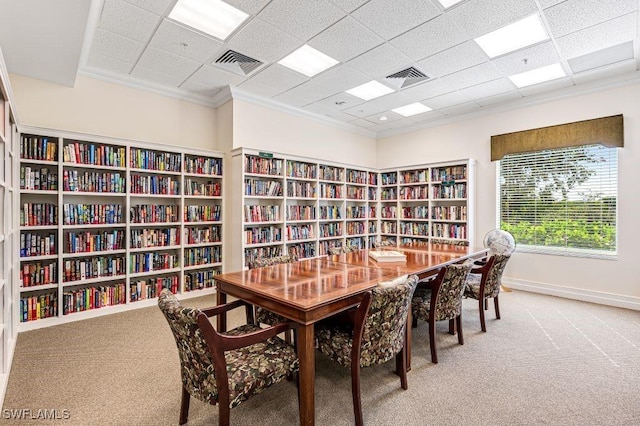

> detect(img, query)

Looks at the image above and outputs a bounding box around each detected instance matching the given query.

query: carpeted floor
[2,290,640,425]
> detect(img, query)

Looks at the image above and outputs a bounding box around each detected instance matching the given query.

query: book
[368,250,407,262]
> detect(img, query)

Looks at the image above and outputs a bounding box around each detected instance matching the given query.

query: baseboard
[503,278,640,311]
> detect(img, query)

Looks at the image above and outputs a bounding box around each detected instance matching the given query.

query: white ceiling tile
[328,0,370,13]
[350,0,441,40]
[242,64,309,95]
[417,41,488,78]
[308,16,385,62]
[272,92,312,108]
[398,78,456,100]
[149,20,223,63]
[136,47,201,80]
[342,91,413,117]
[90,29,146,63]
[517,76,574,96]
[236,79,285,98]
[422,91,471,109]
[275,81,331,106]
[342,102,387,118]
[544,0,637,38]
[441,62,502,89]
[130,65,186,86]
[312,64,370,93]
[188,65,247,88]
[490,41,561,76]
[439,101,481,116]
[459,78,516,100]
[124,0,173,15]
[303,103,359,121]
[259,0,345,41]
[572,59,638,85]
[405,109,445,123]
[227,18,304,62]
[86,53,134,74]
[538,0,565,8]
[225,0,271,15]
[375,117,421,130]
[347,44,414,79]
[98,0,161,43]
[348,118,379,128]
[179,80,222,98]
[311,93,366,111]
[474,90,523,107]
[555,13,637,59]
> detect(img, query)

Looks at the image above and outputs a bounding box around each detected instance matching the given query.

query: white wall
[378,82,640,307]
[9,74,218,151]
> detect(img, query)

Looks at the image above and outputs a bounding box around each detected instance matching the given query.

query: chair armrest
[200,299,252,318]
[220,321,297,351]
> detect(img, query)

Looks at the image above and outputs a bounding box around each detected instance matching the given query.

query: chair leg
[494,295,501,320]
[412,315,418,328]
[218,402,230,426]
[351,360,364,426]
[448,318,456,335]
[484,299,489,310]
[396,348,408,390]
[429,317,438,364]
[479,299,487,332]
[456,314,464,345]
[179,386,190,425]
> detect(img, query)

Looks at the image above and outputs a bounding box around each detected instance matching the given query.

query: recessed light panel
[169,0,248,41]
[278,45,339,77]
[392,102,432,117]
[435,0,465,8]
[509,63,566,88]
[345,81,394,101]
[568,41,634,74]
[474,14,549,58]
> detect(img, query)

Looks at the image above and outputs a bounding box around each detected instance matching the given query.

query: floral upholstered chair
[373,238,396,248]
[315,274,419,426]
[464,254,511,332]
[411,261,473,363]
[329,244,359,255]
[248,255,297,343]
[158,289,299,425]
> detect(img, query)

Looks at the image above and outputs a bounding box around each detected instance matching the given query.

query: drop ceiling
[0,0,639,137]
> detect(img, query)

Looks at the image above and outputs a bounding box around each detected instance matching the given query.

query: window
[498,144,617,258]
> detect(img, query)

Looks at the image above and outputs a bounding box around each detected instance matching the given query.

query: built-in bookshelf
[18,126,223,330]
[230,148,380,270]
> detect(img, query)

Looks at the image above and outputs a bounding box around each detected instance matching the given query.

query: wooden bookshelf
[17,126,224,330]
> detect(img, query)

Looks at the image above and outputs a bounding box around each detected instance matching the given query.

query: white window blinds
[498,144,617,257]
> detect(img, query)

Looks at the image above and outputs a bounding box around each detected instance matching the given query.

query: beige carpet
[2,290,640,425]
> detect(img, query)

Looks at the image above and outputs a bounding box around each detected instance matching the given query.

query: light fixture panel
[509,63,566,88]
[345,81,395,101]
[169,0,249,41]
[392,102,432,117]
[278,45,339,77]
[474,14,549,58]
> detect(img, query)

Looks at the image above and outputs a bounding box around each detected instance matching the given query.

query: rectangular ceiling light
[474,14,549,58]
[169,0,249,41]
[345,81,394,100]
[509,63,566,88]
[568,41,634,74]
[392,102,432,117]
[278,45,339,77]
[435,0,465,8]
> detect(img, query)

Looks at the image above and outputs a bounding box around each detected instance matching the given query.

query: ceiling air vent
[214,50,264,76]
[385,67,429,89]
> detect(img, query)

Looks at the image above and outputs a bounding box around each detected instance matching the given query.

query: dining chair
[315,274,419,426]
[411,261,474,363]
[329,244,358,255]
[158,289,299,425]
[464,254,511,331]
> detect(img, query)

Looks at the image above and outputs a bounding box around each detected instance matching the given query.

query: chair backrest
[374,239,396,248]
[434,261,473,321]
[158,289,219,404]
[329,244,358,255]
[483,254,511,297]
[248,254,297,269]
[359,275,419,367]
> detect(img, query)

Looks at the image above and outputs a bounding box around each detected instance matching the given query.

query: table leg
[297,323,315,425]
[216,291,227,332]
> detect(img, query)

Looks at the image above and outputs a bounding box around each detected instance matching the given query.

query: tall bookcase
[229,148,380,271]
[18,126,223,331]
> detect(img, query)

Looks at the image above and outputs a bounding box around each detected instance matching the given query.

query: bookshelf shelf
[17,127,224,330]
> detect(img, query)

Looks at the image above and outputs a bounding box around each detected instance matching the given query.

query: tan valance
[490,114,624,161]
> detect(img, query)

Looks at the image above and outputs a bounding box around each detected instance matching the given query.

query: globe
[483,229,516,255]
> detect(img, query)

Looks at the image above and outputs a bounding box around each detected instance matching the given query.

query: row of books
[245,155,283,176]
[399,169,428,184]
[432,166,467,182]
[245,226,282,245]
[286,225,314,241]
[20,292,58,322]
[63,141,126,167]
[381,188,397,200]
[184,179,221,196]
[20,166,58,190]
[64,256,126,282]
[184,226,221,245]
[287,181,315,198]
[432,205,468,221]
[369,222,377,233]
[381,221,397,233]
[184,204,221,222]
[286,205,316,221]
[62,283,126,315]
[346,169,367,184]
[346,222,366,235]
[402,206,429,219]
[346,186,366,200]
[184,157,222,176]
[20,232,56,257]
[245,179,282,197]
[400,222,430,236]
[319,223,342,238]
[20,203,58,226]
[381,172,398,185]
[20,261,57,287]
[63,170,126,193]
[286,160,316,179]
[66,230,124,253]
[130,204,178,223]
[318,165,343,182]
[244,246,283,267]
[130,228,179,249]
[130,147,181,172]
[130,252,179,273]
[318,183,343,199]
[368,187,378,200]
[184,246,221,266]
[21,135,57,162]
[381,206,397,218]
[184,270,217,291]
[244,205,280,223]
[319,205,341,220]
[433,184,467,199]
[432,223,467,240]
[130,275,179,301]
[399,186,429,200]
[130,174,180,195]
[319,240,342,256]
[287,242,316,259]
[63,203,123,225]
[346,206,367,219]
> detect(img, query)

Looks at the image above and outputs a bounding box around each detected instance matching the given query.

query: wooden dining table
[214,243,488,425]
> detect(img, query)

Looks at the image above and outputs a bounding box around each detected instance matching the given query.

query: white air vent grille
[385,67,429,89]
[214,50,264,76]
